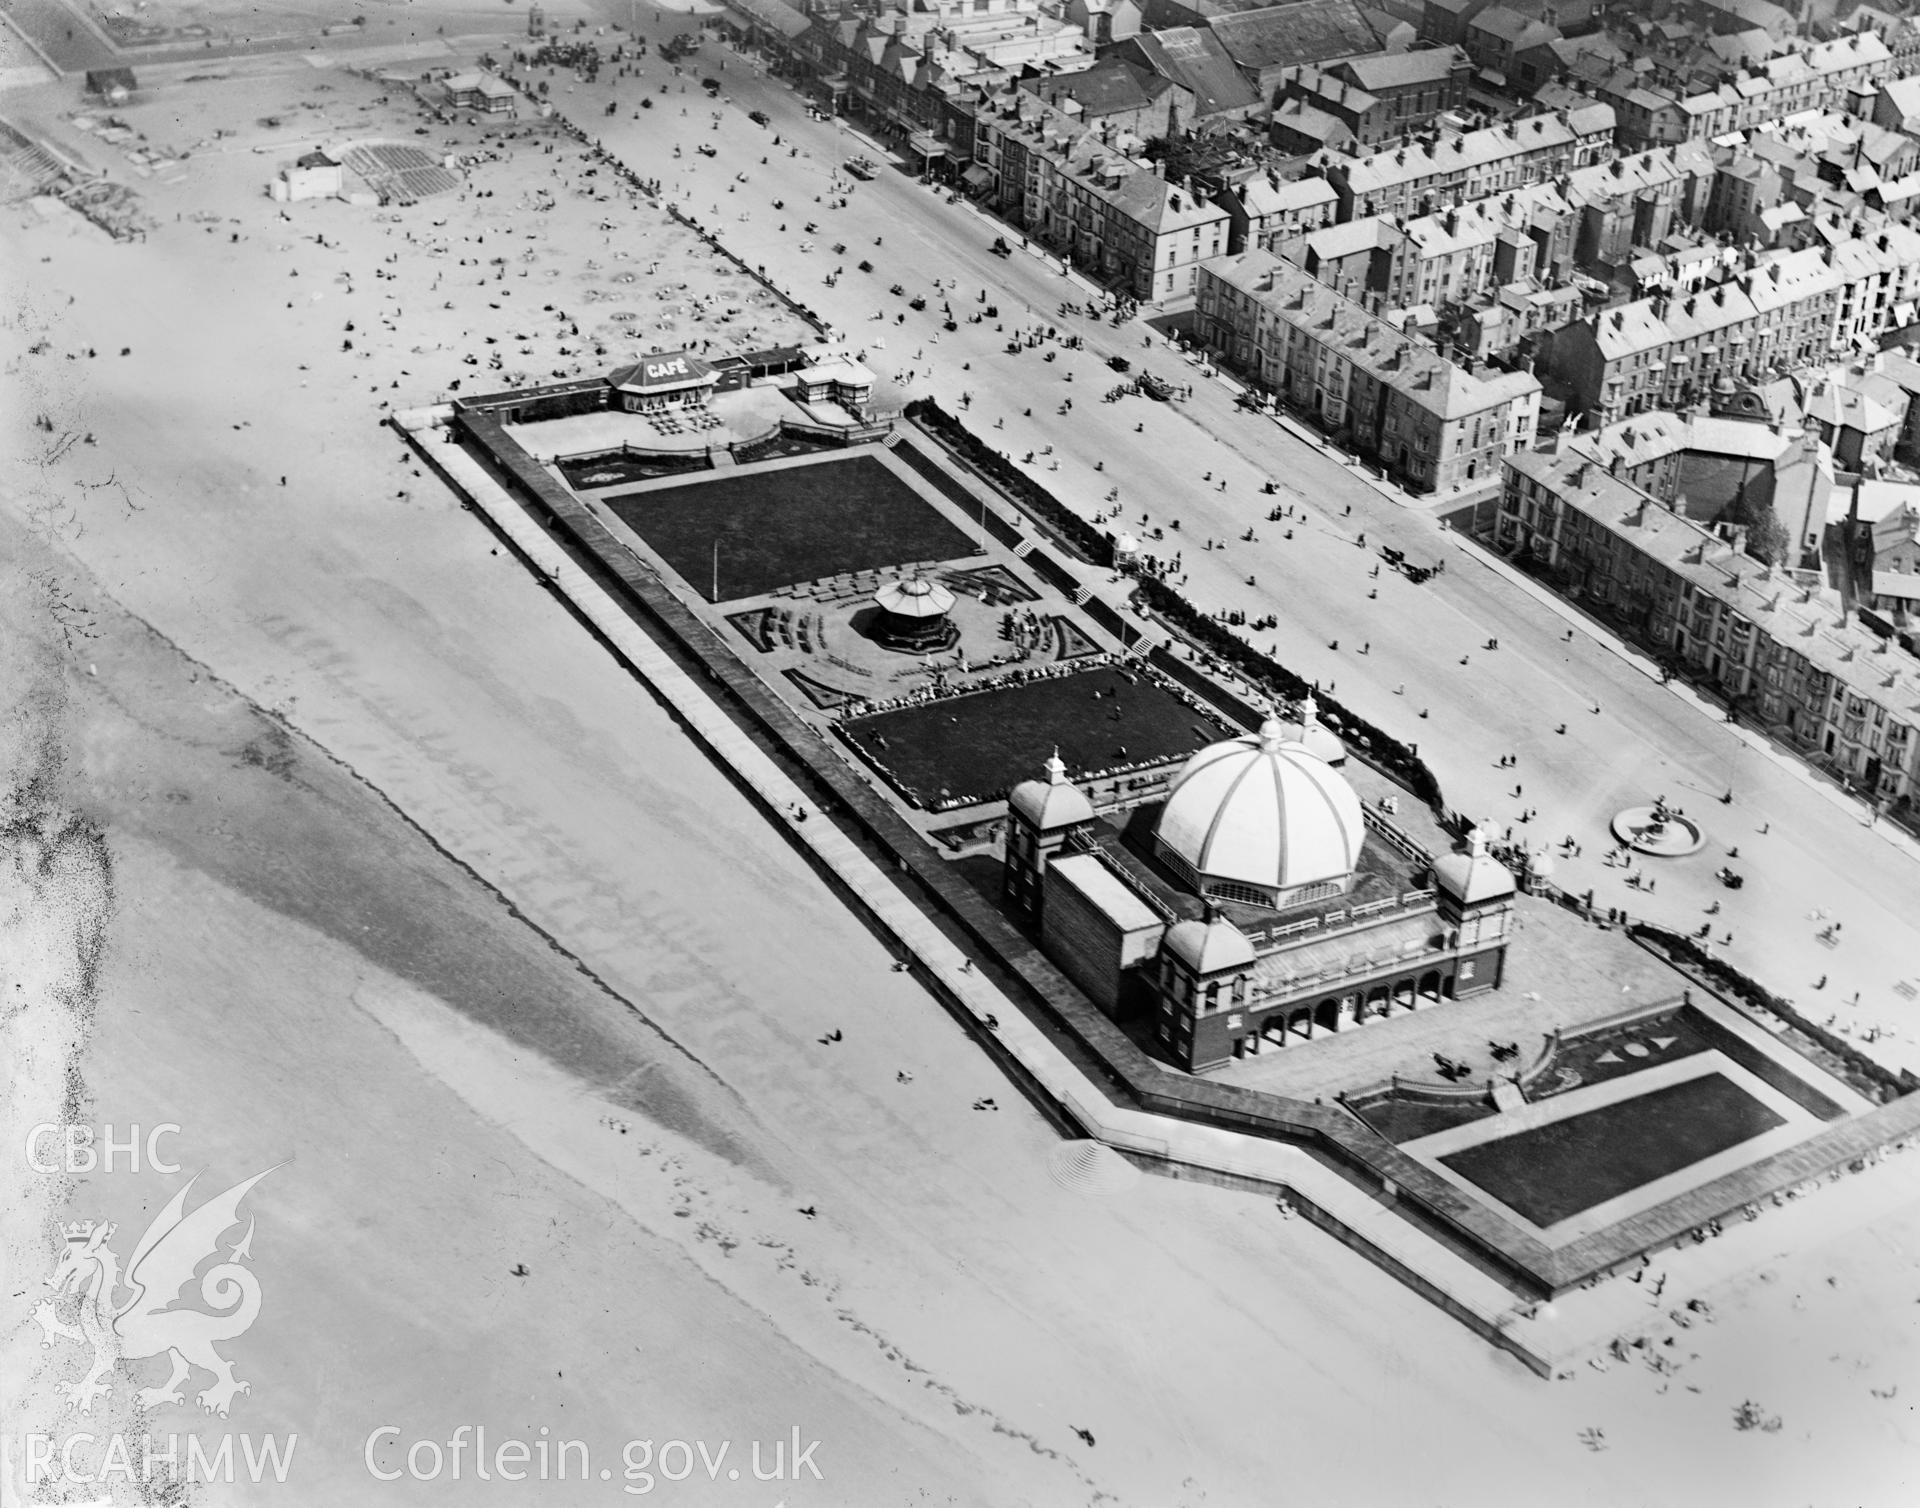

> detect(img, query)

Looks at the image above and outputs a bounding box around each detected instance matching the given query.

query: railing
[1246,932,1438,999]
[1371,1073,1497,1105]
[1241,887,1438,951]
[779,415,896,444]
[1082,844,1178,922]
[1514,995,1690,1099]
[1361,804,1435,864]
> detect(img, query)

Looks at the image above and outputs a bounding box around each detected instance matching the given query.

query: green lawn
[1440,1072,1786,1227]
[607,456,978,602]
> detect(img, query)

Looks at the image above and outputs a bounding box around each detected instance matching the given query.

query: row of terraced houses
[1488,451,1920,809]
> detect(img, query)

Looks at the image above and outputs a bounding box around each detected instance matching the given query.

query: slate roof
[1333,105,1613,196]
[1021,57,1171,115]
[1124,27,1261,113]
[1334,45,1464,93]
[1206,249,1542,420]
[1510,450,1920,716]
[726,0,810,39]
[1274,100,1356,147]
[1208,0,1382,70]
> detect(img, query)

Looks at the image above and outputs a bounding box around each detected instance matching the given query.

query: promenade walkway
[397,404,1920,1379]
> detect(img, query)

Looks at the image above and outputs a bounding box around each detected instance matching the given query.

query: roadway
[537,18,1920,1068]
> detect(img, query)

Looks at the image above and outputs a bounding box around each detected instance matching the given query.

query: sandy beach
[1,22,1917,1507]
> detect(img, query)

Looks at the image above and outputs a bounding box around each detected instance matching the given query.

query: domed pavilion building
[1004,711,1514,1071]
[869,575,959,653]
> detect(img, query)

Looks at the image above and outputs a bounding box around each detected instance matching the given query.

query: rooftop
[1208,0,1383,68]
[1122,27,1260,114]
[1334,45,1465,93]
[1205,249,1542,421]
[1331,106,1614,195]
[1235,173,1341,216]
[1509,449,1920,718]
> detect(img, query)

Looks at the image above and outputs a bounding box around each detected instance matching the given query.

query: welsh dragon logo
[35,1166,279,1418]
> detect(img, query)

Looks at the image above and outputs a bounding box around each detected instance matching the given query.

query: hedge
[905,398,1449,815]
[906,398,1112,567]
[1630,923,1916,1104]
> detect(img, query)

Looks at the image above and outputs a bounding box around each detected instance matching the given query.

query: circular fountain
[1609,797,1705,857]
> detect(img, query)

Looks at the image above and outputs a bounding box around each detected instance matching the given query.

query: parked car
[748,109,770,126]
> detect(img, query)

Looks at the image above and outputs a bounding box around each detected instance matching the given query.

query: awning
[1477,69,1507,87]
[908,131,948,158]
[962,162,994,189]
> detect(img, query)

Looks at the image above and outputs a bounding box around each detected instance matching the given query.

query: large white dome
[1154,717,1364,903]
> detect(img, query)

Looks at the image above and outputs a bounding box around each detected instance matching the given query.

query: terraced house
[1319,103,1615,222]
[969,91,1231,299]
[1494,451,1920,812]
[1272,47,1472,149]
[1552,231,1920,423]
[1196,249,1541,493]
[1274,143,1711,316]
[1600,31,1895,149]
[1212,169,1340,254]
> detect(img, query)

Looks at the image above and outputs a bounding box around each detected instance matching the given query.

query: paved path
[554,53,1920,1073]
[401,403,1920,1379]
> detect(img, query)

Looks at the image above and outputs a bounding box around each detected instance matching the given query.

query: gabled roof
[1021,56,1170,116]
[1514,449,1920,717]
[1120,27,1260,113]
[1803,381,1900,435]
[1101,170,1233,232]
[1684,414,1796,460]
[1205,249,1541,420]
[728,0,810,39]
[1207,0,1381,69]
[1293,214,1395,262]
[1468,5,1558,47]
[1271,99,1354,147]
[1587,299,1672,359]
[1878,73,1920,129]
[1333,45,1465,93]
[1700,0,1796,35]
[1232,173,1340,216]
[1565,409,1692,469]
[1288,63,1381,112]
[1332,106,1613,194]
[1704,26,1774,67]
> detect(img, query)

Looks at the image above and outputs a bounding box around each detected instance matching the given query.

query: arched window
[1279,878,1341,908]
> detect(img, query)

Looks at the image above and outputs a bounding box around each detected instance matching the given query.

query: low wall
[416,402,1920,1307]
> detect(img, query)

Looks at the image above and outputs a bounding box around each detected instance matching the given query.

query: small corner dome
[1164,914,1257,974]
[1009,751,1095,830]
[1434,828,1516,904]
[1280,695,1345,766]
